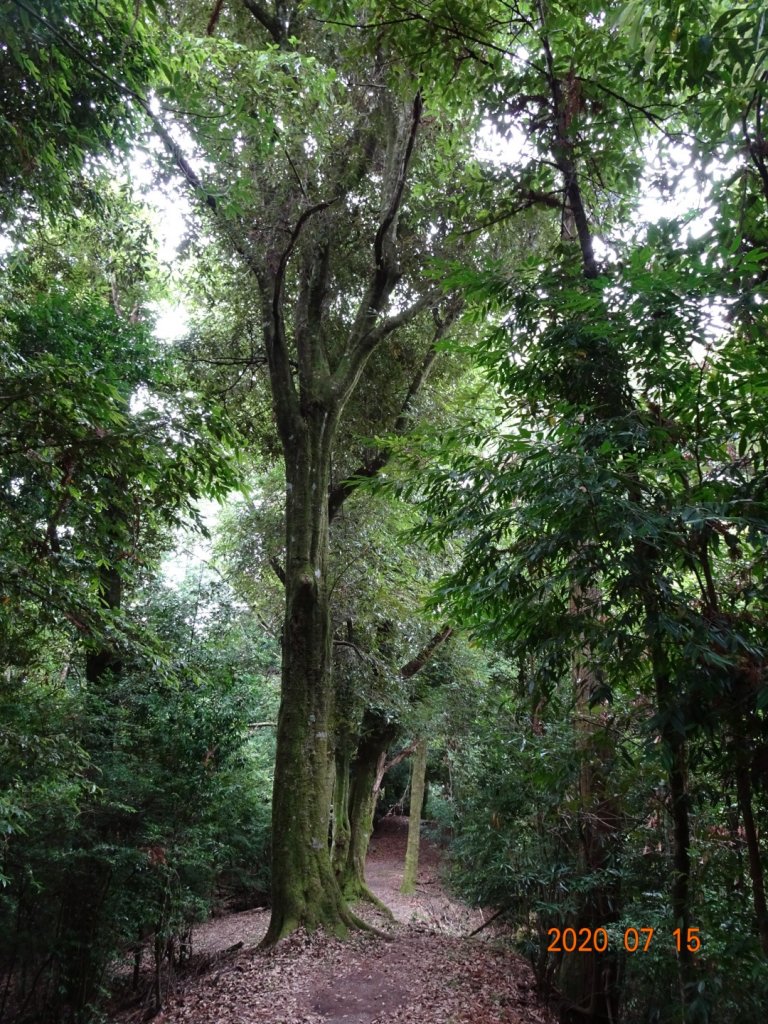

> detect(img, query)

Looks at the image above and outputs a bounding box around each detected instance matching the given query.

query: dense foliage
[1,1,767,1022]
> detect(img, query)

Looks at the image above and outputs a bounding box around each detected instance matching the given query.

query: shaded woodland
[1,1,768,1022]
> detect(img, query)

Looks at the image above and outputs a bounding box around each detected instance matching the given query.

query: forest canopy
[1,2,767,1023]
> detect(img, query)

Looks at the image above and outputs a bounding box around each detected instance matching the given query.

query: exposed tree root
[259,899,393,949]
[344,905,394,941]
[345,881,396,922]
[362,889,396,922]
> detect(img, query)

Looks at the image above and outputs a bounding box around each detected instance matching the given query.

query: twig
[467,906,507,937]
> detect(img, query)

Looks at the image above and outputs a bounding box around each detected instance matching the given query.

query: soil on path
[112,817,554,1024]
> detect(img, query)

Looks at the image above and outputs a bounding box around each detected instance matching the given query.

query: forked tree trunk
[401,738,428,894]
[338,710,399,910]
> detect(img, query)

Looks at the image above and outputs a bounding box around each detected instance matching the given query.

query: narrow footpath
[113,818,555,1024]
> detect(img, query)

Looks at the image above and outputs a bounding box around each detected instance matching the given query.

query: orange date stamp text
[547,926,701,953]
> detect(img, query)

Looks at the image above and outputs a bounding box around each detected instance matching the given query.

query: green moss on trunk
[400,738,427,894]
[332,748,351,876]
[336,710,398,916]
[263,423,356,944]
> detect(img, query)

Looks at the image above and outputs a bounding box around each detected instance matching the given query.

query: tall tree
[141,1,484,940]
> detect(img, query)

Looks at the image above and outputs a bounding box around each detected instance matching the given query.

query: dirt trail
[364,816,485,932]
[112,817,554,1024]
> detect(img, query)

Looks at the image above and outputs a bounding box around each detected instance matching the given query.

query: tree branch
[207,0,226,35]
[267,200,339,425]
[269,556,286,585]
[467,906,507,937]
[537,1,598,278]
[374,91,423,270]
[241,0,284,44]
[328,302,460,521]
[367,287,443,348]
[745,88,768,207]
[333,638,376,662]
[333,286,442,410]
[331,94,428,405]
[400,625,453,679]
[456,189,564,236]
[383,739,420,775]
[273,199,337,361]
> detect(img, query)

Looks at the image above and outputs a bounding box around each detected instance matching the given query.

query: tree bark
[337,709,398,910]
[734,739,768,955]
[263,413,362,942]
[332,746,352,876]
[401,738,428,894]
[650,642,694,999]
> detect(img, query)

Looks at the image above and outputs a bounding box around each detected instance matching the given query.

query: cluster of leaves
[371,4,768,1019]
[447,667,768,1023]
[0,578,278,1021]
[0,184,241,666]
[0,172,268,1019]
[399,166,768,1024]
[0,0,164,220]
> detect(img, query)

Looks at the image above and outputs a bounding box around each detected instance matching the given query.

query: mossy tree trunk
[254,89,432,942]
[335,629,453,905]
[338,710,399,907]
[400,738,427,894]
[332,746,352,876]
[263,412,360,942]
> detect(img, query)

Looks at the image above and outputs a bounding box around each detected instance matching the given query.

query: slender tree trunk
[332,746,352,876]
[635,529,696,1008]
[401,738,427,894]
[734,742,768,955]
[668,736,692,968]
[63,512,124,1011]
[651,645,694,996]
[558,592,621,1024]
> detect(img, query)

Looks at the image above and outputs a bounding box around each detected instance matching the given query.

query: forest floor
[110,817,555,1024]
